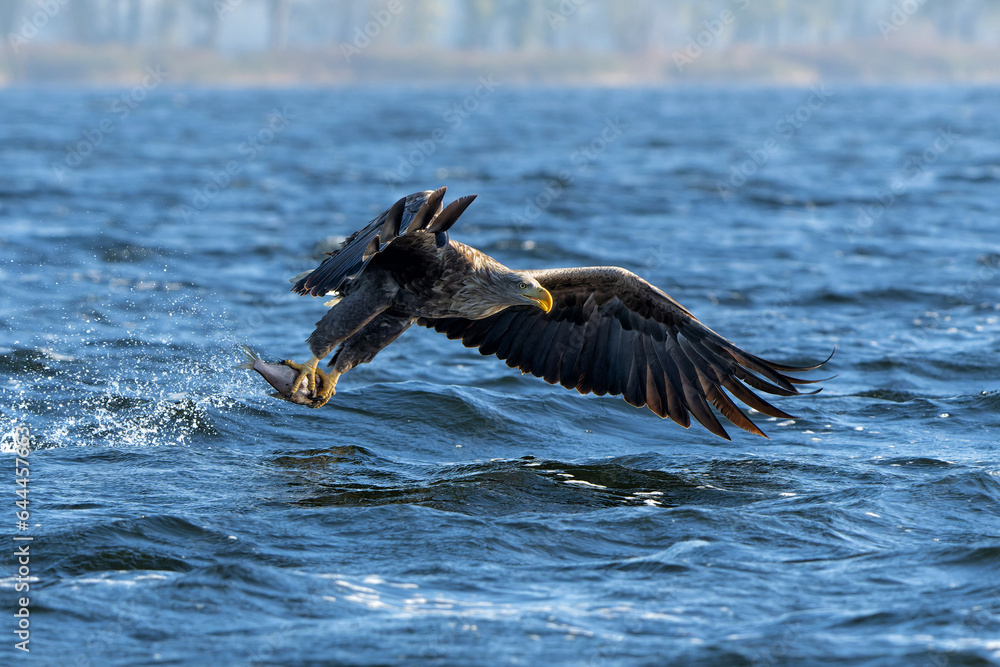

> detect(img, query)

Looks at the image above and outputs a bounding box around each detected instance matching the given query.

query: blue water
[1,84,999,665]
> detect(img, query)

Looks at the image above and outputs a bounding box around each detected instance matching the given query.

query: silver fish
[236,346,317,406]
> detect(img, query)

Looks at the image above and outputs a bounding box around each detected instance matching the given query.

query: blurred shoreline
[2,42,999,87]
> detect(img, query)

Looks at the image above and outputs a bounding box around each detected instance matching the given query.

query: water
[1,84,999,665]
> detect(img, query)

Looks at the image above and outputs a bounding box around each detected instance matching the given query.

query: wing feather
[292,188,474,297]
[502,309,550,369]
[542,326,568,384]
[680,335,766,438]
[534,319,566,383]
[640,337,668,418]
[682,336,799,419]
[422,266,828,438]
[622,333,647,409]
[609,326,636,399]
[647,335,692,428]
[669,340,731,440]
[589,316,619,397]
[571,295,601,393]
[477,309,519,356]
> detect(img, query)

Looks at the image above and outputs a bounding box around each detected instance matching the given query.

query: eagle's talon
[283,356,338,407]
[308,370,336,408]
[284,356,320,396]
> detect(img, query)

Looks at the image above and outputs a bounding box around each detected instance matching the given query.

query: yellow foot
[283,356,338,408]
[310,368,337,408]
[284,356,319,395]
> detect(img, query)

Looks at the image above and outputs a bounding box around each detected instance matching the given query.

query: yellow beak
[526,286,553,313]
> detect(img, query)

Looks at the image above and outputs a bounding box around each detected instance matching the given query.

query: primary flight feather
[275,187,827,440]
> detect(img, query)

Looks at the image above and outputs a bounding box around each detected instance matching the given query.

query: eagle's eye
[518,282,527,289]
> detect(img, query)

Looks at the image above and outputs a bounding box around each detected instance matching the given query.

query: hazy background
[2,0,1000,85]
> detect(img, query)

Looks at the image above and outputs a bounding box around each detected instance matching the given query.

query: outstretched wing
[422,267,829,440]
[292,187,477,297]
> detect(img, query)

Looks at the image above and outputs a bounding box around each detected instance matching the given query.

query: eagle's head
[455,268,553,319]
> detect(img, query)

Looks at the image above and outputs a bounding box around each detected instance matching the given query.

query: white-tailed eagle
[283,188,828,439]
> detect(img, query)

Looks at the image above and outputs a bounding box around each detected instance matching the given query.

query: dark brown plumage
[285,187,829,439]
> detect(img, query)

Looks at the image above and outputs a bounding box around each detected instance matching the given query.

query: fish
[236,345,319,406]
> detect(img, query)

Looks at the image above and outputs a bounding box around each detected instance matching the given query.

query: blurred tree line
[3,0,999,51]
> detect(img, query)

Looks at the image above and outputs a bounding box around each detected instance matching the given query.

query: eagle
[285,187,828,440]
